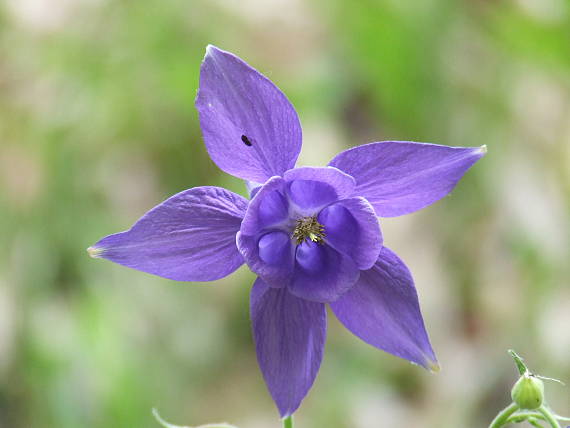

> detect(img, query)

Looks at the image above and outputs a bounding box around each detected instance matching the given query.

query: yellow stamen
[292,216,325,245]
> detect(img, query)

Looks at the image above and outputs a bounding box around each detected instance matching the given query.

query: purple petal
[196,45,302,183]
[245,180,263,198]
[239,176,288,236]
[250,278,326,417]
[88,187,247,282]
[258,186,289,229]
[318,197,382,270]
[283,166,355,213]
[330,247,438,370]
[289,241,360,303]
[329,141,486,217]
[258,231,292,265]
[237,177,294,287]
[237,233,294,288]
[295,240,326,273]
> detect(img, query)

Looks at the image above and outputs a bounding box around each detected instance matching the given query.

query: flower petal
[238,177,294,288]
[245,180,263,198]
[318,197,382,270]
[289,242,360,303]
[330,247,438,369]
[237,233,294,288]
[196,45,302,183]
[329,141,486,217]
[88,187,247,282]
[283,166,355,213]
[258,231,293,265]
[250,278,326,417]
[239,176,288,236]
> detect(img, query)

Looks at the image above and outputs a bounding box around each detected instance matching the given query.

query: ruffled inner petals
[295,240,325,274]
[283,166,355,213]
[258,189,289,228]
[289,243,359,303]
[318,197,382,270]
[287,180,337,211]
[258,231,293,265]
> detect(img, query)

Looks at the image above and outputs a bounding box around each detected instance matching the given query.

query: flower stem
[528,418,546,428]
[506,411,545,424]
[489,403,519,428]
[538,406,561,428]
[282,415,293,428]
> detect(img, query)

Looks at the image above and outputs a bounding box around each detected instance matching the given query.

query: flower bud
[511,373,544,410]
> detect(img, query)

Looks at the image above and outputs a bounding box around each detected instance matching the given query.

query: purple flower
[89,45,486,417]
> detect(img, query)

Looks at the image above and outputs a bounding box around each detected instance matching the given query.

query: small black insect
[241,135,252,146]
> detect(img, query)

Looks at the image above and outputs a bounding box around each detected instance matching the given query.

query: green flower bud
[511,373,544,410]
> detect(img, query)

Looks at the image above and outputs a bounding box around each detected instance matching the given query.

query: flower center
[292,216,325,245]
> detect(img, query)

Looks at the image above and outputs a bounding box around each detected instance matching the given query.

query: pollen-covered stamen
[292,216,325,245]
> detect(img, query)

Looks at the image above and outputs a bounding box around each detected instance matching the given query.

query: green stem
[538,406,561,428]
[506,411,545,423]
[528,418,546,428]
[489,403,519,428]
[553,414,570,422]
[282,415,293,428]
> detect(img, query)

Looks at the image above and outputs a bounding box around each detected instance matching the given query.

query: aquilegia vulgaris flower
[89,45,486,417]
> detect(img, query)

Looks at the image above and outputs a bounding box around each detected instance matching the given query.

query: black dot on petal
[241,135,252,146]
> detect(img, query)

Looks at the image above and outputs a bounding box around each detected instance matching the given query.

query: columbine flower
[89,45,486,417]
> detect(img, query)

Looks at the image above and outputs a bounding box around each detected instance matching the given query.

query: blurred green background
[1,0,569,427]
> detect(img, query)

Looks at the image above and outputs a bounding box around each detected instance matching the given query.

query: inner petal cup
[258,189,289,229]
[238,177,294,288]
[283,166,356,209]
[318,204,359,253]
[258,231,292,265]
[238,167,367,294]
[240,177,287,236]
[318,197,382,270]
[287,180,338,211]
[295,241,326,274]
[289,244,360,303]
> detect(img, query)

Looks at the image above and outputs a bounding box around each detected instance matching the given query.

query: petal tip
[427,360,441,373]
[87,246,104,258]
[205,44,223,59]
[479,144,488,155]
